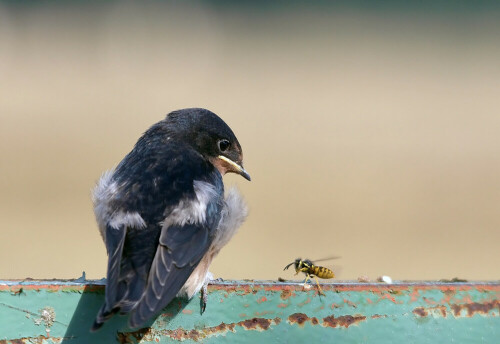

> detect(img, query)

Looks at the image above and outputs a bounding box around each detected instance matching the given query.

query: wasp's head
[284,258,303,272]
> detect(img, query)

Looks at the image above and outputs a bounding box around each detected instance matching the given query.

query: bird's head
[164,108,251,181]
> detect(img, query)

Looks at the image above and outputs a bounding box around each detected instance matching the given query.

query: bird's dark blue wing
[128,220,215,328]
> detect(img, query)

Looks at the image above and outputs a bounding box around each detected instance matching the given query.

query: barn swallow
[91,108,250,330]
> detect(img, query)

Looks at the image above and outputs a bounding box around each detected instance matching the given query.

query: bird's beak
[217,155,251,181]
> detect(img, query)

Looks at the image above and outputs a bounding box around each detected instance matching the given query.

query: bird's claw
[201,282,208,314]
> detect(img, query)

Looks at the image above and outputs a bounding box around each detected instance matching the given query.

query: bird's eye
[218,139,230,152]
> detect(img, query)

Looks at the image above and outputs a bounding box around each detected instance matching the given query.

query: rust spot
[117,327,150,343]
[443,288,457,297]
[423,297,437,305]
[117,319,280,343]
[412,301,499,319]
[413,307,428,317]
[2,340,24,344]
[409,288,421,302]
[241,317,272,330]
[277,303,288,308]
[288,313,319,327]
[183,329,201,341]
[288,313,308,325]
[182,309,193,314]
[437,306,447,317]
[378,293,398,304]
[416,305,448,318]
[323,315,366,328]
[423,305,448,317]
[256,296,267,303]
[280,288,295,300]
[450,300,500,317]
[0,335,65,344]
[343,299,357,308]
[371,314,387,319]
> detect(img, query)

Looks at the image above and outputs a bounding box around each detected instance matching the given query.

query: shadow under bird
[91,108,250,330]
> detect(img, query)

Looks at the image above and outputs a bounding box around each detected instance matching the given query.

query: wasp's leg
[313,275,325,296]
[302,274,312,291]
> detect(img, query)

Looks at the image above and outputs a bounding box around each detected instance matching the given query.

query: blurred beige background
[1,2,499,281]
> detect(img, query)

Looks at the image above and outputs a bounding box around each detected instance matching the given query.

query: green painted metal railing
[0,279,499,343]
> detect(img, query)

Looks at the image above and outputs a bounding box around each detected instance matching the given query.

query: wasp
[283,257,338,295]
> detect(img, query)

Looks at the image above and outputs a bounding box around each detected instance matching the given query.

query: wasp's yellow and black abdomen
[311,265,335,279]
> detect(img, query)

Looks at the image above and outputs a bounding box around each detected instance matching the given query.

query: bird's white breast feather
[161,180,219,229]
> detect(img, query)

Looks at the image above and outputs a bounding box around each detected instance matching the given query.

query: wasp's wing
[311,256,341,264]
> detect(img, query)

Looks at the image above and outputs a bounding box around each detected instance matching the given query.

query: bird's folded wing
[92,224,127,330]
[128,222,211,328]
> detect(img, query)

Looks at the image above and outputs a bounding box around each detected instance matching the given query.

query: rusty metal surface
[1,280,499,343]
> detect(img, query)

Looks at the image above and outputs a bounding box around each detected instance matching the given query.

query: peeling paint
[288,313,318,326]
[280,288,295,300]
[0,335,68,344]
[450,300,500,317]
[412,300,499,319]
[117,317,282,342]
[413,307,428,317]
[371,314,388,319]
[33,307,56,329]
[288,313,366,329]
[323,315,367,328]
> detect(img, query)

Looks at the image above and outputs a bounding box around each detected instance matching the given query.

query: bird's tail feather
[91,304,119,332]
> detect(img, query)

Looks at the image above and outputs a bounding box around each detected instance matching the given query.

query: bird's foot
[200,282,208,314]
